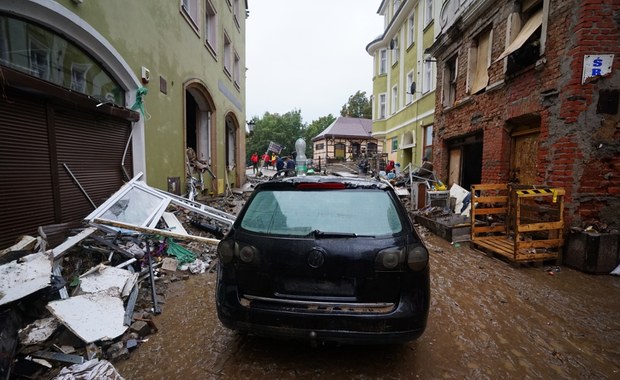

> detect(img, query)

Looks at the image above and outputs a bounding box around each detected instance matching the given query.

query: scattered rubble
[0,173,244,379]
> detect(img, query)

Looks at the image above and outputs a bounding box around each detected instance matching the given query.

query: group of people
[250,152,295,175]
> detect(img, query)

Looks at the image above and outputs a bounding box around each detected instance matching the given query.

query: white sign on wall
[582,54,614,84]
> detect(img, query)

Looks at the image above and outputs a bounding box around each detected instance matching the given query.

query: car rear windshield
[240,189,404,236]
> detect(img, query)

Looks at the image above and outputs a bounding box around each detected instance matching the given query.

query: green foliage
[246,110,304,161]
[340,90,372,119]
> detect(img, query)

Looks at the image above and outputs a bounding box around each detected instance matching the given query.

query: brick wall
[432,0,620,229]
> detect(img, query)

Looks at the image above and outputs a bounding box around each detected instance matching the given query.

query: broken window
[496,0,544,74]
[467,28,491,95]
[443,55,458,107]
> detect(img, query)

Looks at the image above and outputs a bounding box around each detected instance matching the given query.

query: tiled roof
[312,117,373,141]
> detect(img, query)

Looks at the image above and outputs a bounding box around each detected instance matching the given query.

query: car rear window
[240,189,403,236]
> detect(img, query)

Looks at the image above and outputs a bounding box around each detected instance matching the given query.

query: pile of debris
[0,173,241,379]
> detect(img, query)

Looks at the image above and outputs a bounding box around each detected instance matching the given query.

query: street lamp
[246,120,256,134]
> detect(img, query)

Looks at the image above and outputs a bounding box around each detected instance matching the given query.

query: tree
[245,110,304,164]
[340,90,372,119]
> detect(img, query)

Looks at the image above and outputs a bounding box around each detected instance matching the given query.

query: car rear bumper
[216,274,429,344]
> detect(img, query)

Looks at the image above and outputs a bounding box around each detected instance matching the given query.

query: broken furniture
[470,184,565,264]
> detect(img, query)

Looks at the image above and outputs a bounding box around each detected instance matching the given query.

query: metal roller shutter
[0,91,133,250]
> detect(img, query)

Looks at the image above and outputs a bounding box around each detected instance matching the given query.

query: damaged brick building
[427,0,620,229]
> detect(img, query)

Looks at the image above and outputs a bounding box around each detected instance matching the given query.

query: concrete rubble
[0,173,242,379]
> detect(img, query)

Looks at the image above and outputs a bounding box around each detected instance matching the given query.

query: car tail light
[217,240,236,264]
[375,247,405,271]
[239,245,257,263]
[375,245,428,271]
[407,245,428,271]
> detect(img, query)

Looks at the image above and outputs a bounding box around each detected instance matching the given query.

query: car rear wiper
[312,230,359,238]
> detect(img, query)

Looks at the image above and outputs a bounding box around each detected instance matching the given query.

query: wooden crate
[470,184,565,263]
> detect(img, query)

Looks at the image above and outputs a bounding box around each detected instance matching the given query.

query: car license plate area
[275,277,355,298]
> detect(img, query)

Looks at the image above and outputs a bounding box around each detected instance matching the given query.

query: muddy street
[114,229,620,380]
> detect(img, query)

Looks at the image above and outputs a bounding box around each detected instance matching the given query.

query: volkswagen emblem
[307,248,325,268]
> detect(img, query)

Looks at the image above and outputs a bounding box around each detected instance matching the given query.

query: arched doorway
[185,81,216,195]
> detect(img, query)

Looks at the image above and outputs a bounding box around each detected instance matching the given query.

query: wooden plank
[517,221,564,232]
[516,239,564,249]
[474,196,508,203]
[471,184,508,191]
[92,218,220,244]
[472,225,506,233]
[472,207,507,215]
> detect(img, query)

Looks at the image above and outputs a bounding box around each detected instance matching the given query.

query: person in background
[385,160,395,173]
[276,156,286,171]
[262,153,270,168]
[271,153,277,169]
[285,155,295,176]
[251,152,259,174]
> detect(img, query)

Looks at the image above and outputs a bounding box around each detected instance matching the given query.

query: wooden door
[511,130,539,185]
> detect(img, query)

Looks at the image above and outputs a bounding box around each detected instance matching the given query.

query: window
[379,93,387,119]
[423,56,433,93]
[379,49,387,75]
[443,55,458,107]
[406,71,414,104]
[424,0,433,26]
[1,15,123,105]
[226,118,236,168]
[223,33,232,75]
[468,28,491,94]
[181,0,200,32]
[233,0,241,28]
[393,0,401,13]
[391,137,399,152]
[29,37,50,81]
[392,36,399,64]
[423,125,433,161]
[408,13,416,47]
[240,190,403,237]
[70,63,91,93]
[496,0,544,74]
[205,0,217,52]
[233,51,240,88]
[391,85,398,114]
[315,143,324,150]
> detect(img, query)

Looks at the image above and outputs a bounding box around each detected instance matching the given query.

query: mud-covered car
[215,176,430,344]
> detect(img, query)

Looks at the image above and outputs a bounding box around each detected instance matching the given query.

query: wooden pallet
[470,184,564,264]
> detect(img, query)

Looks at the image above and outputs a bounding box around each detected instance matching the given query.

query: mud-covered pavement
[114,227,620,380]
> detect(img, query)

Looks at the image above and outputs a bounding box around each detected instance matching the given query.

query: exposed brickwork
[432,0,620,229]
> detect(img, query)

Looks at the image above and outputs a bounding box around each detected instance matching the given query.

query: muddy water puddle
[115,232,620,379]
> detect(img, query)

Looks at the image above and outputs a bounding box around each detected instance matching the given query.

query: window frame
[204,0,218,55]
[223,32,232,77]
[181,0,201,35]
[424,0,433,27]
[407,12,416,47]
[406,71,414,104]
[379,93,387,119]
[423,125,433,162]
[443,55,458,107]
[391,35,399,65]
[467,28,492,95]
[391,85,398,114]
[379,49,387,75]
[422,57,433,94]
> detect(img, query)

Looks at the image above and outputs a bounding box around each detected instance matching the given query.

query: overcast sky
[245,0,384,125]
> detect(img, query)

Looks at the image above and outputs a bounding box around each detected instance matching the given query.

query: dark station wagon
[215,175,430,344]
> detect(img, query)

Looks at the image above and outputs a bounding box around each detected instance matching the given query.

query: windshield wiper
[312,230,358,238]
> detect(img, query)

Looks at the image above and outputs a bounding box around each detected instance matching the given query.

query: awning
[495,8,543,63]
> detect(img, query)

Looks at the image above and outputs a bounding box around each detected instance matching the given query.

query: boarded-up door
[511,130,539,185]
[448,148,462,187]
